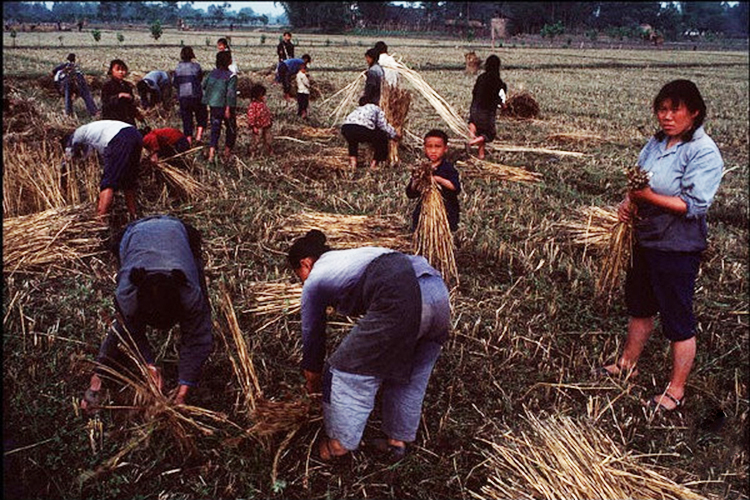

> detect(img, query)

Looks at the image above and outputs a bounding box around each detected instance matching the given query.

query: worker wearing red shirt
[141,127,191,163]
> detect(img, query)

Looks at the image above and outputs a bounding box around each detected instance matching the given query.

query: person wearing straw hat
[597,80,724,412]
[81,215,212,412]
[61,120,143,219]
[288,230,450,462]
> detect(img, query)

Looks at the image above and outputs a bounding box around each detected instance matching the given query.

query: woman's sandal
[647,392,683,412]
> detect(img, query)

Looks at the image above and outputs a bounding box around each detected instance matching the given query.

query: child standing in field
[202,51,237,163]
[173,46,207,145]
[101,59,142,126]
[296,63,310,118]
[406,129,461,232]
[246,84,274,155]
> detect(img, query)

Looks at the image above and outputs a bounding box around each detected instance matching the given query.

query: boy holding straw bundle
[406,129,461,232]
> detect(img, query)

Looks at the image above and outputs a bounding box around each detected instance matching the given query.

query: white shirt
[296,71,310,94]
[378,53,400,86]
[69,120,134,157]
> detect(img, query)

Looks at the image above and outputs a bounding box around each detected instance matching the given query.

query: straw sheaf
[413,166,458,285]
[500,91,541,120]
[3,204,108,276]
[557,206,619,248]
[151,148,210,199]
[381,81,411,164]
[278,211,411,251]
[456,156,543,184]
[474,411,707,500]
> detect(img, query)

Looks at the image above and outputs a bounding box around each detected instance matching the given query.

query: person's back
[174,60,203,100]
[202,67,235,107]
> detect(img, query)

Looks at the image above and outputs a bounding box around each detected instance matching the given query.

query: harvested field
[2,29,748,500]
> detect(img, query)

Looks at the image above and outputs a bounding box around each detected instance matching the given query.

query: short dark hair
[216,50,232,69]
[283,31,292,37]
[66,53,76,62]
[374,41,388,55]
[484,55,501,74]
[131,268,186,330]
[60,132,73,150]
[424,129,449,145]
[301,54,311,63]
[250,83,266,101]
[138,126,152,137]
[287,230,331,269]
[108,59,128,75]
[653,79,706,142]
[365,48,379,62]
[217,37,229,47]
[180,46,195,62]
[358,96,371,107]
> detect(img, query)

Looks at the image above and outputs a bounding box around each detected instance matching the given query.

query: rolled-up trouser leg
[322,365,382,451]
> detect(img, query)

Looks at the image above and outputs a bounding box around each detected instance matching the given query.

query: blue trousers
[60,73,98,116]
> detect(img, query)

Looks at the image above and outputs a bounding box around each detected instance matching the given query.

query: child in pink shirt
[246,84,273,155]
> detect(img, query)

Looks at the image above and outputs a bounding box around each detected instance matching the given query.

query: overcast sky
[183,2,285,16]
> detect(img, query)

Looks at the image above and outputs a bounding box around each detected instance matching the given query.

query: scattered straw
[456,156,542,184]
[3,204,108,276]
[474,410,707,500]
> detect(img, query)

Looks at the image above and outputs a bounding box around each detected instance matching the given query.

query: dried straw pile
[3,204,108,275]
[237,76,255,99]
[558,206,619,248]
[299,126,337,140]
[412,163,458,285]
[500,91,540,119]
[456,156,543,184]
[309,77,336,101]
[380,82,411,165]
[278,210,411,251]
[242,281,303,320]
[152,147,209,199]
[474,411,706,500]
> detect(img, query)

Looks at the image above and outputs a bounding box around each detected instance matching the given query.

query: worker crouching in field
[140,126,191,164]
[288,230,450,462]
[136,70,172,110]
[62,120,143,219]
[341,96,400,169]
[81,215,212,412]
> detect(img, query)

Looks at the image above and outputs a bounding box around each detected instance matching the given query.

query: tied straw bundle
[596,165,651,298]
[456,156,542,184]
[558,206,619,248]
[474,410,707,500]
[3,204,108,276]
[152,147,209,199]
[380,81,411,165]
[499,91,541,119]
[412,163,458,285]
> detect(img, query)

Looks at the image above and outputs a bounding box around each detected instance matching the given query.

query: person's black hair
[365,48,379,64]
[138,126,152,138]
[136,79,149,93]
[130,268,186,330]
[358,96,371,107]
[652,79,706,143]
[374,41,388,55]
[216,50,232,70]
[301,54,311,63]
[217,37,229,47]
[60,132,73,150]
[180,46,195,62]
[287,229,331,269]
[484,55,501,75]
[108,58,128,75]
[66,53,76,62]
[283,31,292,37]
[250,83,266,101]
[424,129,449,145]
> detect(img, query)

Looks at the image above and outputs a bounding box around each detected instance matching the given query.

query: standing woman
[101,59,143,126]
[362,48,384,106]
[467,55,507,159]
[599,80,724,412]
[202,50,237,163]
[173,46,207,145]
[288,230,450,461]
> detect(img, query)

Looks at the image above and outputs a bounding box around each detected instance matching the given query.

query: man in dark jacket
[277,31,294,62]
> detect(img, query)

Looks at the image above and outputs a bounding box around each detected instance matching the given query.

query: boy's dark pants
[297,93,309,116]
[341,124,389,162]
[209,107,237,149]
[178,97,208,138]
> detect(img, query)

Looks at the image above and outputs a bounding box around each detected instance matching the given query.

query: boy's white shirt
[296,71,310,94]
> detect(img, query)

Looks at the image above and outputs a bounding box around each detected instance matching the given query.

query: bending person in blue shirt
[597,80,724,412]
[277,54,311,101]
[288,230,450,462]
[81,216,213,412]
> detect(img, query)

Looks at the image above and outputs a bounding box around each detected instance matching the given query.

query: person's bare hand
[618,196,637,223]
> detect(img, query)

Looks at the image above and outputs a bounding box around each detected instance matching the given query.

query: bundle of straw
[474,411,706,500]
[3,204,108,275]
[456,156,542,184]
[278,211,411,251]
[413,164,458,285]
[557,206,619,248]
[152,148,209,199]
[500,91,540,119]
[380,81,411,165]
[326,71,367,125]
[299,126,337,139]
[242,281,302,321]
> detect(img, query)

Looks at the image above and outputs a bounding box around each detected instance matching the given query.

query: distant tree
[162,1,179,23]
[91,29,101,42]
[117,32,124,44]
[355,1,388,28]
[280,2,354,32]
[681,1,726,33]
[150,19,163,41]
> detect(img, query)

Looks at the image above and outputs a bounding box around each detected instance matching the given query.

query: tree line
[3,2,748,40]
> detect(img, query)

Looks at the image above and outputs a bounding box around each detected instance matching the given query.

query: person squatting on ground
[277,54,311,101]
[173,46,207,145]
[406,129,461,232]
[245,84,274,155]
[62,120,143,219]
[341,97,400,169]
[597,79,724,412]
[52,52,98,117]
[362,47,384,106]
[140,127,191,164]
[288,230,450,462]
[467,55,507,160]
[295,63,310,118]
[81,215,212,411]
[136,70,172,110]
[101,59,143,126]
[202,50,237,163]
[277,31,294,62]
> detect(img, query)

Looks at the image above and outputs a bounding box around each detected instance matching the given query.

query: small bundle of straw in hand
[596,165,651,298]
[412,162,458,285]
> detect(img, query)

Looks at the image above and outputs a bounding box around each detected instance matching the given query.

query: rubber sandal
[647,392,683,412]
